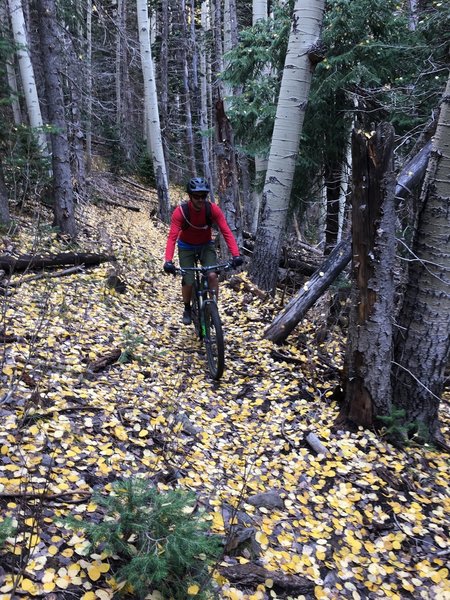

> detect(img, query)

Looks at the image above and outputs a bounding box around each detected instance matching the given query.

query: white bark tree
[249,0,326,292]
[85,0,93,172]
[199,0,213,186]
[251,0,269,234]
[253,0,268,23]
[136,0,170,223]
[8,0,48,154]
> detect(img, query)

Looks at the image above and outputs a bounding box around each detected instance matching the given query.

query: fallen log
[219,563,314,594]
[0,252,115,274]
[89,348,121,372]
[5,265,84,287]
[264,141,432,344]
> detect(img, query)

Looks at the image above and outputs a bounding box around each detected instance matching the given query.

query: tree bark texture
[324,160,342,254]
[0,252,115,274]
[249,0,325,293]
[393,75,450,438]
[199,1,213,187]
[0,158,11,225]
[264,140,432,344]
[178,0,196,175]
[264,238,352,342]
[8,0,48,153]
[215,98,242,250]
[343,123,396,427]
[136,0,170,223]
[36,0,77,238]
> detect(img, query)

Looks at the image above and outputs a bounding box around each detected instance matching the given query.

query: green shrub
[135,148,156,187]
[118,328,144,364]
[0,517,16,547]
[377,405,429,446]
[66,479,222,599]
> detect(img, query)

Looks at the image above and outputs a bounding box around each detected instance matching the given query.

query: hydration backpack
[180,201,214,231]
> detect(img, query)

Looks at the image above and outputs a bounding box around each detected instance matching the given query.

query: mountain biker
[163,177,243,325]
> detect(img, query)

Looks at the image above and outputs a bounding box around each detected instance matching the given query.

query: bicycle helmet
[186,177,210,194]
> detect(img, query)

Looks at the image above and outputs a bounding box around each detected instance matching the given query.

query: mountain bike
[177,259,233,380]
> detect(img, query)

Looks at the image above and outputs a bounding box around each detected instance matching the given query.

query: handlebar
[175,261,233,276]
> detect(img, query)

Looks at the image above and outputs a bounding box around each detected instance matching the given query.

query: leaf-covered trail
[1,189,449,600]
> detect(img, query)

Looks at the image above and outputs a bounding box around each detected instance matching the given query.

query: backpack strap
[180,201,214,230]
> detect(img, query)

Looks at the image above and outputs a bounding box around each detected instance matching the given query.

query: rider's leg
[178,248,196,324]
[182,284,193,304]
[201,244,219,299]
[207,272,218,298]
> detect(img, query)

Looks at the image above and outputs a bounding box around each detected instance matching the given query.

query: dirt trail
[0,184,449,599]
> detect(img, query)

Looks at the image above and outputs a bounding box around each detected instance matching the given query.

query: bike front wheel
[204,302,225,380]
[192,295,201,338]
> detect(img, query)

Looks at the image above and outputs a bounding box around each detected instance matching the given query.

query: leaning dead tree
[264,140,432,344]
[340,123,396,427]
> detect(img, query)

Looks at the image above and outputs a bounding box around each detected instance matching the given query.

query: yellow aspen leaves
[187,584,200,595]
[255,531,269,547]
[431,568,449,584]
[88,561,110,581]
[113,425,128,441]
[20,579,36,593]
[88,564,102,581]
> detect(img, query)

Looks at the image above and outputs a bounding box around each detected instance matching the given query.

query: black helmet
[186,177,210,194]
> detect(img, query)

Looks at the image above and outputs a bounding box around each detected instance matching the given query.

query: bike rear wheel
[204,302,225,380]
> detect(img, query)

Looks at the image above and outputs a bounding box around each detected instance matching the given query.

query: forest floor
[0,173,449,600]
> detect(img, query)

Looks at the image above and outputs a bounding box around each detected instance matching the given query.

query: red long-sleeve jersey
[164,201,240,261]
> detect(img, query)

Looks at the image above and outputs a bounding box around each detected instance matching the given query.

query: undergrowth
[65,478,222,599]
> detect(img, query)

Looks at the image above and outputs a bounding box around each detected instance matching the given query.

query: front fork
[198,278,216,339]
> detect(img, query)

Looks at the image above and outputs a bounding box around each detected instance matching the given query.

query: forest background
[0,0,449,599]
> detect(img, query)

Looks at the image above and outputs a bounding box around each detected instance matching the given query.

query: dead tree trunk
[0,252,115,273]
[340,123,396,427]
[264,141,432,344]
[264,239,352,341]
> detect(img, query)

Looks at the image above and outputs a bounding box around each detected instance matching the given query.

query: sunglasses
[191,193,208,199]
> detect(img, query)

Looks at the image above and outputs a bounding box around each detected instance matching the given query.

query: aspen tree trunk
[160,0,169,164]
[337,138,352,243]
[199,0,213,186]
[324,161,343,254]
[249,0,325,293]
[223,0,238,103]
[250,0,268,235]
[180,0,196,174]
[210,0,241,247]
[341,124,396,428]
[85,0,92,172]
[253,0,268,22]
[116,0,123,130]
[393,76,450,441]
[36,0,77,238]
[8,0,48,154]
[136,0,170,223]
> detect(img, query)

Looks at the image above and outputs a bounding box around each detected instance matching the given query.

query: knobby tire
[204,302,224,380]
[192,292,201,338]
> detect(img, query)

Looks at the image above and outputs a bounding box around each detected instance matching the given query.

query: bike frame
[177,259,232,379]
